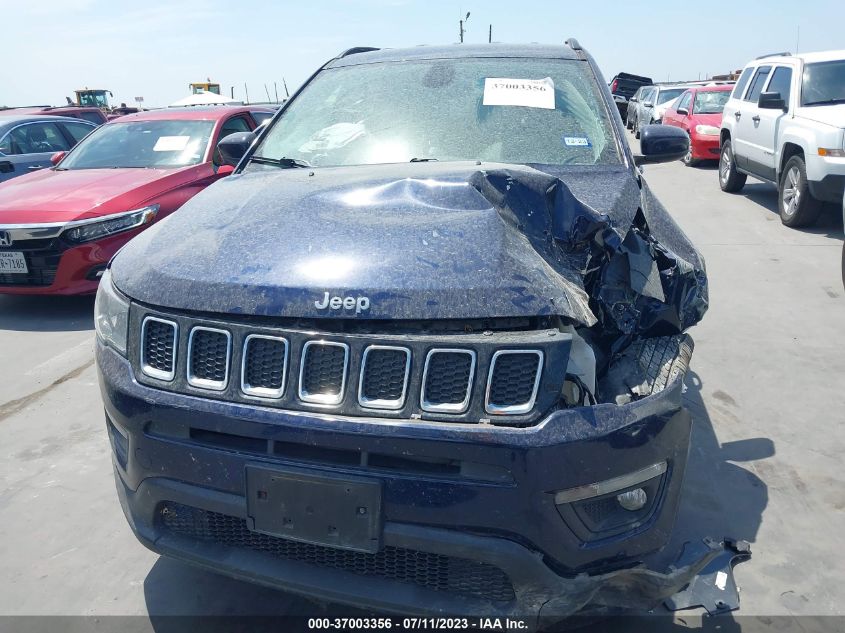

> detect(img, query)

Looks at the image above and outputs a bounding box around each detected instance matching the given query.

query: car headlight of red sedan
[694,124,720,136]
[63,204,159,244]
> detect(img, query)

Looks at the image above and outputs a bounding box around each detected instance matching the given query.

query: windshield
[693,90,730,114]
[802,60,845,106]
[657,88,687,105]
[59,120,214,169]
[253,58,620,167]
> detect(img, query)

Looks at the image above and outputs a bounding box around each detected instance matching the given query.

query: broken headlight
[63,205,158,244]
[95,268,130,356]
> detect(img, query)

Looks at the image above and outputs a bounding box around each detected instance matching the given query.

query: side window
[79,112,106,125]
[0,132,12,155]
[7,122,71,155]
[767,66,793,103]
[643,88,655,104]
[251,111,273,125]
[677,92,692,112]
[61,121,96,144]
[218,116,251,140]
[731,67,754,99]
[745,66,772,102]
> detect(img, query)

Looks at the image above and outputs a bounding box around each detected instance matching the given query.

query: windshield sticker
[563,136,591,147]
[483,77,555,109]
[153,136,191,152]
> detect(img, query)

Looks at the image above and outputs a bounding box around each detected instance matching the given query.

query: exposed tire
[625,114,633,130]
[634,118,640,139]
[778,155,822,227]
[718,140,746,192]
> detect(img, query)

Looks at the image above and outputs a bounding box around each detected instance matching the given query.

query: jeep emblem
[315,292,370,314]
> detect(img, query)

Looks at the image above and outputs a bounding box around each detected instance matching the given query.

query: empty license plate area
[246,465,382,553]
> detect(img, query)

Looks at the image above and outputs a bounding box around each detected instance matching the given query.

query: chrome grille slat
[187,327,232,391]
[241,334,288,399]
[358,345,411,410]
[140,316,178,381]
[485,350,543,415]
[298,340,349,406]
[420,349,476,414]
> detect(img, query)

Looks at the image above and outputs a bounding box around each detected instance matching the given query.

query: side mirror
[630,97,639,103]
[215,164,235,177]
[217,131,256,166]
[634,124,689,165]
[758,91,786,111]
[0,161,14,174]
[676,107,689,116]
[642,101,654,108]
[50,151,66,166]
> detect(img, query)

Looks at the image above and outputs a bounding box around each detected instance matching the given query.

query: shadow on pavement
[0,295,94,332]
[736,182,843,240]
[664,370,771,561]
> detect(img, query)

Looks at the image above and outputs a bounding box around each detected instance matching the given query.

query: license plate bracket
[0,251,28,274]
[246,465,382,553]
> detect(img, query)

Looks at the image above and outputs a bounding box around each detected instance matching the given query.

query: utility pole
[244,83,249,104]
[459,11,470,43]
[489,24,492,43]
[274,82,279,103]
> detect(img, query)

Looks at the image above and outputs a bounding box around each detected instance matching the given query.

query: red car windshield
[59,120,214,169]
[693,91,730,114]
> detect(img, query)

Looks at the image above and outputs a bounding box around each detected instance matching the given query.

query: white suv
[719,50,845,227]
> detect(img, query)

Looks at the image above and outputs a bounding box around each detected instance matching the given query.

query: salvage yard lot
[1,140,844,621]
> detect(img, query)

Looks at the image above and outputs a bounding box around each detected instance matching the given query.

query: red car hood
[690,112,723,128]
[0,166,199,224]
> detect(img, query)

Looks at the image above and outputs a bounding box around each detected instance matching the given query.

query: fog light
[617,487,648,511]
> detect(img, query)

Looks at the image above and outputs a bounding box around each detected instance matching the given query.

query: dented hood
[112,161,707,336]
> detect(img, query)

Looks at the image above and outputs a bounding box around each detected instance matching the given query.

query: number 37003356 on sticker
[483,77,555,109]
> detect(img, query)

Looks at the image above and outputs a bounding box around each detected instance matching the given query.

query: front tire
[719,140,746,192]
[683,137,699,166]
[778,155,822,227]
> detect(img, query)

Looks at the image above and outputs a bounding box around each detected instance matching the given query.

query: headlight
[63,204,158,244]
[694,124,720,136]
[95,268,130,356]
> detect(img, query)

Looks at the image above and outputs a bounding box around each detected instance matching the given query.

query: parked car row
[0,106,272,294]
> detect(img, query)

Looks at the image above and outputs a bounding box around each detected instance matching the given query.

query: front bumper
[807,172,845,204]
[98,339,705,617]
[690,135,721,160]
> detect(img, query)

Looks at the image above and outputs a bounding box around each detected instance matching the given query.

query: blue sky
[2,0,843,108]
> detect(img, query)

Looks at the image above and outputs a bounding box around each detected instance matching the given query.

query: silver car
[630,85,691,138]
[0,115,96,184]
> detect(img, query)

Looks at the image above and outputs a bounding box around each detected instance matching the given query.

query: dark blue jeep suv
[95,41,717,620]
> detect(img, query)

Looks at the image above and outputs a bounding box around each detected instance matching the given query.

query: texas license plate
[246,465,382,553]
[0,252,27,274]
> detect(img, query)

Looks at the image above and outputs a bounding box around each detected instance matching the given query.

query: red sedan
[662,84,732,166]
[0,106,271,294]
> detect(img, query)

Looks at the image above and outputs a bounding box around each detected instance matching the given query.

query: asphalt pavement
[1,142,843,623]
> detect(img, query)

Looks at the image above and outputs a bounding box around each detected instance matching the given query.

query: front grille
[188,327,231,390]
[359,346,410,409]
[0,241,64,287]
[486,351,543,415]
[131,306,571,426]
[421,350,475,413]
[141,317,177,381]
[159,502,515,602]
[299,341,349,405]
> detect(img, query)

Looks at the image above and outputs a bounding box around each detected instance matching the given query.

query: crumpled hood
[0,167,185,224]
[113,161,707,336]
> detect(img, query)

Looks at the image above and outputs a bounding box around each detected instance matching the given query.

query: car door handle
[752,115,761,123]
[734,111,741,119]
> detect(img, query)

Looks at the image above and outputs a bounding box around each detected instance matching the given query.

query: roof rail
[338,47,380,58]
[755,51,791,60]
[565,38,582,50]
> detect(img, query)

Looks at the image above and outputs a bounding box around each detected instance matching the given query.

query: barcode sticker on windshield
[153,136,190,152]
[483,77,555,109]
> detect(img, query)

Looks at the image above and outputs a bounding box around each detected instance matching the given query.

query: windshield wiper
[410,157,438,162]
[250,156,311,169]
[803,98,845,106]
